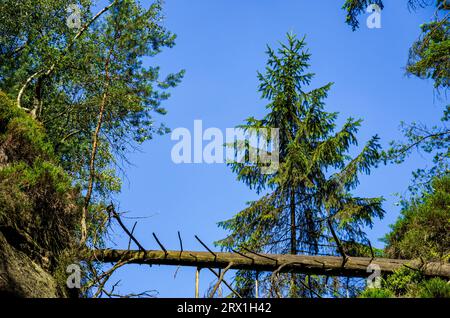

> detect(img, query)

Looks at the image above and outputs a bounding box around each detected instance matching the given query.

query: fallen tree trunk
[89,249,450,279]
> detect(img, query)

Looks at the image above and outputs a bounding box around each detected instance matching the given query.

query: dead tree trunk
[88,249,450,279]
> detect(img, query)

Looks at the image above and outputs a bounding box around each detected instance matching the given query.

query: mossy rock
[0,91,81,297]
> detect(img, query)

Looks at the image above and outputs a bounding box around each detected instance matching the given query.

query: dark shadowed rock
[0,232,60,298]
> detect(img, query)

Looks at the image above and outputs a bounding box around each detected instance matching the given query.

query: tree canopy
[0,0,184,245]
[217,34,384,297]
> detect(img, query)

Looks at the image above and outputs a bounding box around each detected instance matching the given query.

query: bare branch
[209,263,233,298]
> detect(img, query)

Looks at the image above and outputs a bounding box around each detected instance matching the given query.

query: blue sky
[103,0,445,297]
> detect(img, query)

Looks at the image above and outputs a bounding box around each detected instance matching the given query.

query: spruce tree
[217,33,384,297]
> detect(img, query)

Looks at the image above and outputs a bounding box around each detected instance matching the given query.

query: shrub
[0,91,80,270]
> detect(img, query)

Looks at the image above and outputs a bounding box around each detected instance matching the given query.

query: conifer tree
[217,34,384,297]
[0,0,184,245]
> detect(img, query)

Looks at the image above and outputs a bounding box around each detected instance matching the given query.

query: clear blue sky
[103,0,445,297]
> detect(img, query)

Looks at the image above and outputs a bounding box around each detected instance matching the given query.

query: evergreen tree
[406,10,449,91]
[0,0,184,244]
[217,34,384,297]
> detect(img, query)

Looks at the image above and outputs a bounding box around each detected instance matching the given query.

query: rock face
[0,92,78,298]
[0,232,59,297]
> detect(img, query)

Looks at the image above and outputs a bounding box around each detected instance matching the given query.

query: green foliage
[375,2,449,199]
[217,34,384,297]
[407,18,450,90]
[360,268,450,298]
[341,240,384,257]
[416,278,450,298]
[383,175,450,261]
[342,0,384,30]
[359,288,394,298]
[0,0,183,251]
[361,175,449,298]
[0,92,52,160]
[0,92,80,267]
[339,3,448,298]
[0,0,183,215]
[0,1,183,296]
[0,161,78,249]
[383,106,449,197]
[383,267,423,295]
